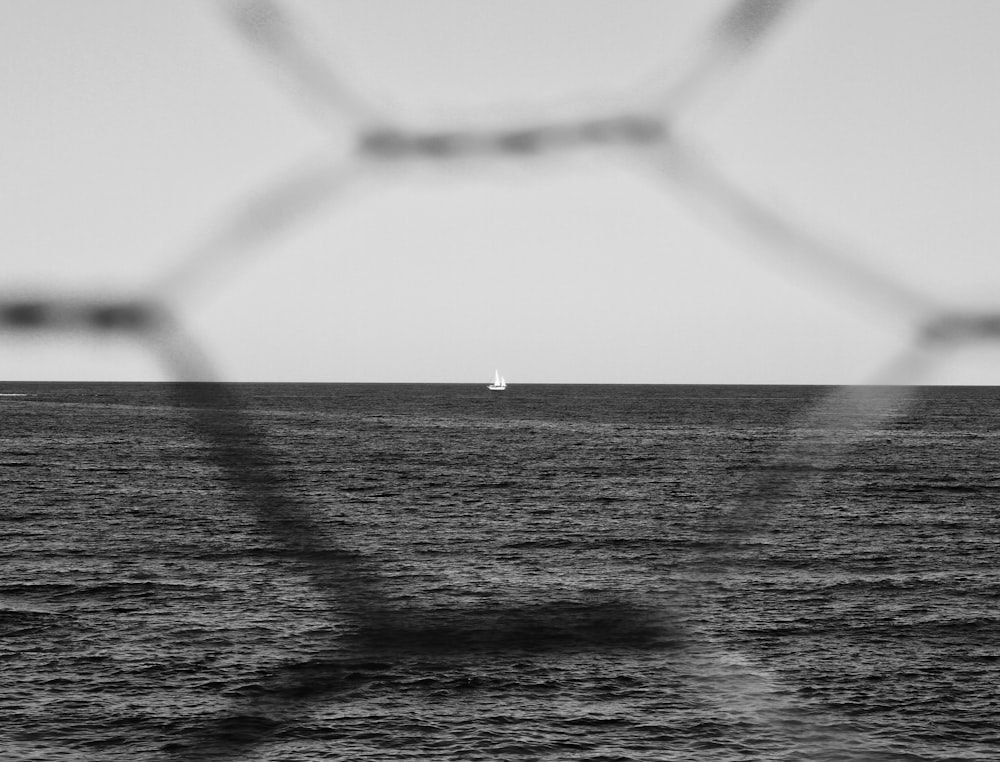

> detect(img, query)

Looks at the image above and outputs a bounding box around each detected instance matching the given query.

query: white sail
[488,369,506,391]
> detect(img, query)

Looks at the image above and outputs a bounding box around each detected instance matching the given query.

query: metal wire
[3,1,997,758]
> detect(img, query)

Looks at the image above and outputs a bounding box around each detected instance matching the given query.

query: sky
[3,0,1000,384]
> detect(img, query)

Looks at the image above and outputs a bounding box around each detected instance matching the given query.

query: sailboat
[487,369,507,391]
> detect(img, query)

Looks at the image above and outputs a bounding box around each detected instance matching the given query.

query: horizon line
[2,380,998,388]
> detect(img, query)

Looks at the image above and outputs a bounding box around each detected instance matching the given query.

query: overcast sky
[3,0,1000,384]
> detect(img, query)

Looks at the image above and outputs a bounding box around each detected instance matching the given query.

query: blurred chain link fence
[6,0,999,379]
[3,0,997,758]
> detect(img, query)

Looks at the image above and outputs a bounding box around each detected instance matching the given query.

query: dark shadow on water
[353,599,683,653]
[162,600,685,760]
[159,382,688,760]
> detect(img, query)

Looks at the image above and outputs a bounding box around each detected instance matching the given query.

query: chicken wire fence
[2,0,998,758]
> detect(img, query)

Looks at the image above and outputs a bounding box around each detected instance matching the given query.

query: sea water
[1,383,998,761]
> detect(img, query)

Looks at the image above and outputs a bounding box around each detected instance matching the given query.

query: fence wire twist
[2,1,998,759]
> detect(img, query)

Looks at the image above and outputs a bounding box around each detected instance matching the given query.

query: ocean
[1,382,997,761]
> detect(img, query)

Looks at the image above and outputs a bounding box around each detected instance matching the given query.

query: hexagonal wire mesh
[2,1,999,759]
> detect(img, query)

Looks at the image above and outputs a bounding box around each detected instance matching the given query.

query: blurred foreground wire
[3,1,999,759]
